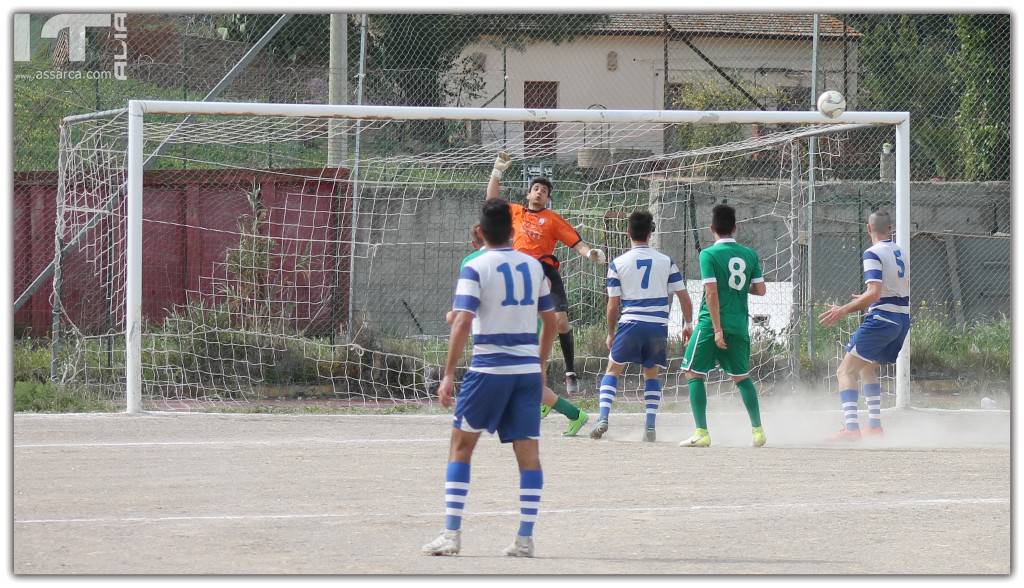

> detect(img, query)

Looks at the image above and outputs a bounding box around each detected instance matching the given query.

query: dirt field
[12,406,1011,574]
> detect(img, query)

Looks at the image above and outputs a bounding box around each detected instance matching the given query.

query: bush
[14,338,51,383]
[909,312,1010,378]
[14,381,115,412]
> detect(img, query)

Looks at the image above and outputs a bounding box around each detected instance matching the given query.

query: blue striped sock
[864,383,882,429]
[444,461,470,531]
[644,378,662,429]
[598,374,618,421]
[518,469,543,537]
[840,388,859,431]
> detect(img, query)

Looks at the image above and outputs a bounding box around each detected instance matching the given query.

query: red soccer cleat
[862,426,884,438]
[829,428,862,442]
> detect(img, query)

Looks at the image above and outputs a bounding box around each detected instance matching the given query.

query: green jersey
[459,248,486,270]
[695,238,763,338]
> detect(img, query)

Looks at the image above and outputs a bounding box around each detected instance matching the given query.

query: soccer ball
[817,91,846,118]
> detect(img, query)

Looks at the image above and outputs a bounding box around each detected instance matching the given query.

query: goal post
[62,100,910,413]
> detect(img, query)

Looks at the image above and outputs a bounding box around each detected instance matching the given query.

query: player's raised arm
[486,151,511,200]
[571,240,606,264]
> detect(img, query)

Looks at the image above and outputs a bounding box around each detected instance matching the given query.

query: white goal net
[52,103,907,411]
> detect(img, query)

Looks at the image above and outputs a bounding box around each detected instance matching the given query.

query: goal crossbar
[128,99,908,126]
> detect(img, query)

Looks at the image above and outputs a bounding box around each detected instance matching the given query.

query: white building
[456,14,860,159]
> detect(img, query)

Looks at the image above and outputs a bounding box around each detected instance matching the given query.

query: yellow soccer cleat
[752,426,767,448]
[563,410,589,437]
[679,428,711,448]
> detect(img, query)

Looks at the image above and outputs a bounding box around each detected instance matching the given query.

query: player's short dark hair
[529,176,553,198]
[868,209,893,235]
[711,204,737,236]
[479,198,513,246]
[628,210,655,242]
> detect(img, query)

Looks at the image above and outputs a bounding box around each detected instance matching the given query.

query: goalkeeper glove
[491,151,512,179]
[588,248,607,264]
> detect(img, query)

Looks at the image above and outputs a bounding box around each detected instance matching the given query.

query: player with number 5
[679,204,768,448]
[817,210,909,440]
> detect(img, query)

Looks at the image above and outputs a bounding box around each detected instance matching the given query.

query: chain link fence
[14,13,1010,405]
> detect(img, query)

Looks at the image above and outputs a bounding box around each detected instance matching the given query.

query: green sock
[553,396,581,420]
[736,378,762,428]
[687,378,708,430]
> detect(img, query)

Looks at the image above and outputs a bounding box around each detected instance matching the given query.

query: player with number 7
[679,204,768,448]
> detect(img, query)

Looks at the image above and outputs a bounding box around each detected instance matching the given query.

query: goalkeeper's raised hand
[491,151,512,179]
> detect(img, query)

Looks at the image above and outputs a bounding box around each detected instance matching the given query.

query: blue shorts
[846,312,910,365]
[453,370,542,443]
[609,321,669,369]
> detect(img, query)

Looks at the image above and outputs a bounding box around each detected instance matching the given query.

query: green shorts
[680,324,751,378]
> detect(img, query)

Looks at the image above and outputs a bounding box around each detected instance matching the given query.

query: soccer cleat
[643,428,656,443]
[752,426,767,448]
[862,426,884,438]
[679,428,711,448]
[564,372,579,395]
[421,529,461,556]
[540,403,552,419]
[563,410,589,436]
[503,535,535,558]
[589,419,609,439]
[829,428,862,442]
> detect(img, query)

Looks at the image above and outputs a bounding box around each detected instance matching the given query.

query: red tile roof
[597,14,860,39]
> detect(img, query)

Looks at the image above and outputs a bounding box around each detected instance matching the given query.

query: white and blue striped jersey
[452,247,555,375]
[606,245,686,325]
[863,239,910,318]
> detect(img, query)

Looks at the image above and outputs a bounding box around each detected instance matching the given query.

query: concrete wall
[352,180,1010,338]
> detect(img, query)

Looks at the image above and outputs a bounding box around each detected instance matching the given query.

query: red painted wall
[13,168,351,338]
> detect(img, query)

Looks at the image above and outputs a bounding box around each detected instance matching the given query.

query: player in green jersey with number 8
[679,204,767,448]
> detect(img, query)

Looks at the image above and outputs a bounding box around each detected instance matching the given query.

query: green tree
[213,14,332,65]
[947,14,1010,180]
[848,14,962,180]
[669,80,782,153]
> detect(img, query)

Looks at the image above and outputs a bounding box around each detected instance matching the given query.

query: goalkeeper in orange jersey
[486,151,605,407]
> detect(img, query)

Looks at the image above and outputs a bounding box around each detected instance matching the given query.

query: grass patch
[909,311,1010,378]
[14,338,51,383]
[20,306,1007,412]
[14,381,117,412]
